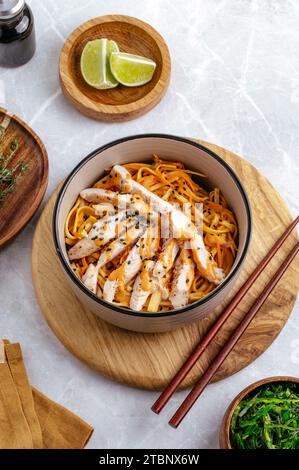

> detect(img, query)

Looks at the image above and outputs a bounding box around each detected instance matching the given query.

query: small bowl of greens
[219,377,299,449]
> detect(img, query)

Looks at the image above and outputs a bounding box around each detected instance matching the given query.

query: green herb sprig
[0,138,29,202]
[230,382,299,449]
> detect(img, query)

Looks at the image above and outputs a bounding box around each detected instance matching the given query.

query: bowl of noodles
[53,134,252,333]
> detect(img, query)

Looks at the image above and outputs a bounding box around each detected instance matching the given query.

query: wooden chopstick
[152,216,299,415]
[169,240,299,428]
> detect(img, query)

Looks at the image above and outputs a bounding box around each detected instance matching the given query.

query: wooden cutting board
[31,140,299,390]
[0,107,48,247]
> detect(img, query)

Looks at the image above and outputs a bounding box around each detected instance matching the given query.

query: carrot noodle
[65,155,238,312]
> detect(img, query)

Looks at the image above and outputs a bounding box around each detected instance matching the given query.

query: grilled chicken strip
[103,222,160,303]
[103,240,143,303]
[129,261,156,311]
[68,194,150,261]
[82,264,98,295]
[152,238,180,298]
[81,188,120,203]
[98,219,146,268]
[169,249,195,309]
[92,202,115,217]
[111,165,172,215]
[68,211,127,260]
[111,165,224,285]
[80,187,133,207]
[82,217,147,294]
[68,238,99,261]
[188,234,223,284]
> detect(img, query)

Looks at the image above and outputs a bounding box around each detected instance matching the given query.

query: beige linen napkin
[0,340,93,449]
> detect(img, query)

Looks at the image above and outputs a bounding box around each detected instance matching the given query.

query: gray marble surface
[1,0,299,449]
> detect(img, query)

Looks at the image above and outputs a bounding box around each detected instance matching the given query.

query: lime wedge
[110,52,156,87]
[80,38,119,89]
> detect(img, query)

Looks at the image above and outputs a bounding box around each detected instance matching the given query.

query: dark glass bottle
[0,0,36,67]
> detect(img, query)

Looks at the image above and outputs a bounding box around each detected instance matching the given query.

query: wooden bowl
[59,15,171,122]
[0,107,48,247]
[219,376,299,449]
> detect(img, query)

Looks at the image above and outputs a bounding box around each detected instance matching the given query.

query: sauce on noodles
[65,155,238,312]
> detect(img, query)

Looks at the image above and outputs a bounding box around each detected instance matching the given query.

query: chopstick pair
[152,215,299,428]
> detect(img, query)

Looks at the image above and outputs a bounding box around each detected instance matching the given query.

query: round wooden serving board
[32,141,299,390]
[0,108,48,247]
[59,15,171,122]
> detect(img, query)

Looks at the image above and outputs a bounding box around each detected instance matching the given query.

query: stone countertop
[1,0,299,449]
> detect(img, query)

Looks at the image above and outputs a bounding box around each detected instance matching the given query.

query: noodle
[65,155,238,312]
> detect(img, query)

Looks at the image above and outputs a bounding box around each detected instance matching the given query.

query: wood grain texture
[59,15,171,122]
[31,141,299,390]
[0,108,48,247]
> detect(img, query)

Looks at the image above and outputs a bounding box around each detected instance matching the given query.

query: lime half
[110,52,156,87]
[80,38,119,89]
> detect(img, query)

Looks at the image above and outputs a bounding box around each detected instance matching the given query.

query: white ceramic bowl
[53,134,252,333]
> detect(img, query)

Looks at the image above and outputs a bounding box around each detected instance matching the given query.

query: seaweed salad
[230,381,299,449]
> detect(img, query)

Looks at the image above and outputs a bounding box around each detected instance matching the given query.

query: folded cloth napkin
[0,340,93,449]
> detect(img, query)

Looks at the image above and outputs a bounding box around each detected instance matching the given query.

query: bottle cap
[0,0,25,20]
